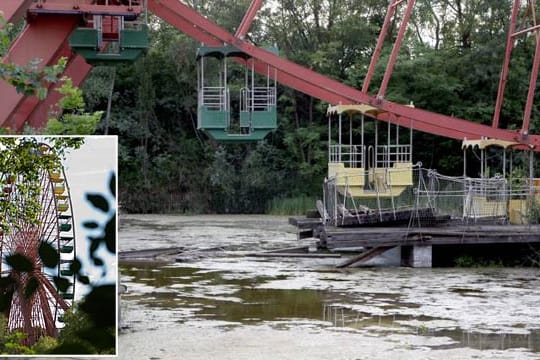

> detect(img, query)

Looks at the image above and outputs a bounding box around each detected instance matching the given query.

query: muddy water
[119,215,540,359]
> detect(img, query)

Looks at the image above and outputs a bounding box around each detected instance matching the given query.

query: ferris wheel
[0,143,76,345]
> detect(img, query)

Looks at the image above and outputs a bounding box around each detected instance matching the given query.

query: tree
[42,78,103,135]
[0,138,84,233]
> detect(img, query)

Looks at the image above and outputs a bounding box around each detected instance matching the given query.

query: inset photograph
[0,136,117,355]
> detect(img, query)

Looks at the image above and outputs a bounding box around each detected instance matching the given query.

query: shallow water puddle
[121,262,540,353]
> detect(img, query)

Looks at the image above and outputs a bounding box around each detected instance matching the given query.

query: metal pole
[362,0,398,93]
[387,115,391,167]
[410,118,413,163]
[197,57,201,104]
[361,114,365,168]
[463,148,467,177]
[338,113,342,163]
[530,150,534,184]
[481,148,484,179]
[328,115,331,163]
[235,0,264,39]
[522,26,540,136]
[503,149,507,178]
[375,120,378,168]
[349,114,353,167]
[493,0,521,128]
[378,0,416,98]
[252,59,255,112]
[349,115,352,148]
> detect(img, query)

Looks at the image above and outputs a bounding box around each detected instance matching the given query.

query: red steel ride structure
[1,0,540,149]
[0,144,76,345]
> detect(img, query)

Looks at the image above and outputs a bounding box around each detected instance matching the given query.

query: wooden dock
[320,224,540,250]
[290,214,540,267]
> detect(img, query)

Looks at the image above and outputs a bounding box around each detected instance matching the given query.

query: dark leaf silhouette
[83,221,99,229]
[86,194,109,213]
[53,276,71,292]
[79,285,115,327]
[109,173,116,198]
[39,241,59,268]
[24,276,39,299]
[6,254,34,272]
[69,258,82,274]
[77,327,115,352]
[0,276,15,312]
[78,275,90,285]
[105,215,115,253]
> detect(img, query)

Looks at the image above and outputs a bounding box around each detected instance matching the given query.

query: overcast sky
[61,136,118,297]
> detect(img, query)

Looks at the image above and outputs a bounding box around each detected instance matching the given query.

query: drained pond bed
[119,214,540,359]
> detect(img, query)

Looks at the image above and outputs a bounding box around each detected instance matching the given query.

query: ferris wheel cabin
[327,104,414,198]
[26,0,150,64]
[197,45,278,142]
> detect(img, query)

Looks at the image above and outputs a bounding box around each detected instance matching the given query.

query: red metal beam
[7,39,73,131]
[361,0,397,94]
[235,0,264,39]
[27,3,142,17]
[147,1,221,46]
[493,0,520,129]
[1,0,33,24]
[522,25,540,136]
[148,0,540,149]
[0,15,78,130]
[378,0,415,98]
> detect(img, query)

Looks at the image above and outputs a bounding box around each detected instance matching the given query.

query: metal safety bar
[329,144,363,168]
[240,87,276,112]
[376,144,411,168]
[200,86,228,111]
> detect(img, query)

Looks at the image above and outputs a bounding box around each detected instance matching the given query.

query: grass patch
[454,255,504,268]
[266,195,317,216]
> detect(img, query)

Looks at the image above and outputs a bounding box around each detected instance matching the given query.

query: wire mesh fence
[323,167,540,228]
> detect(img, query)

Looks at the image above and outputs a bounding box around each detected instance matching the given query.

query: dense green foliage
[0,138,84,232]
[43,78,103,135]
[73,0,539,213]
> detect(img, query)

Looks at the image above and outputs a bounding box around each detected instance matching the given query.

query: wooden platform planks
[321,224,540,250]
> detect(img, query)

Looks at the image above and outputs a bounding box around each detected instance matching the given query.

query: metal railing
[200,86,228,111]
[323,168,417,226]
[329,144,363,168]
[322,167,540,227]
[329,144,411,169]
[240,87,276,112]
[376,144,412,168]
